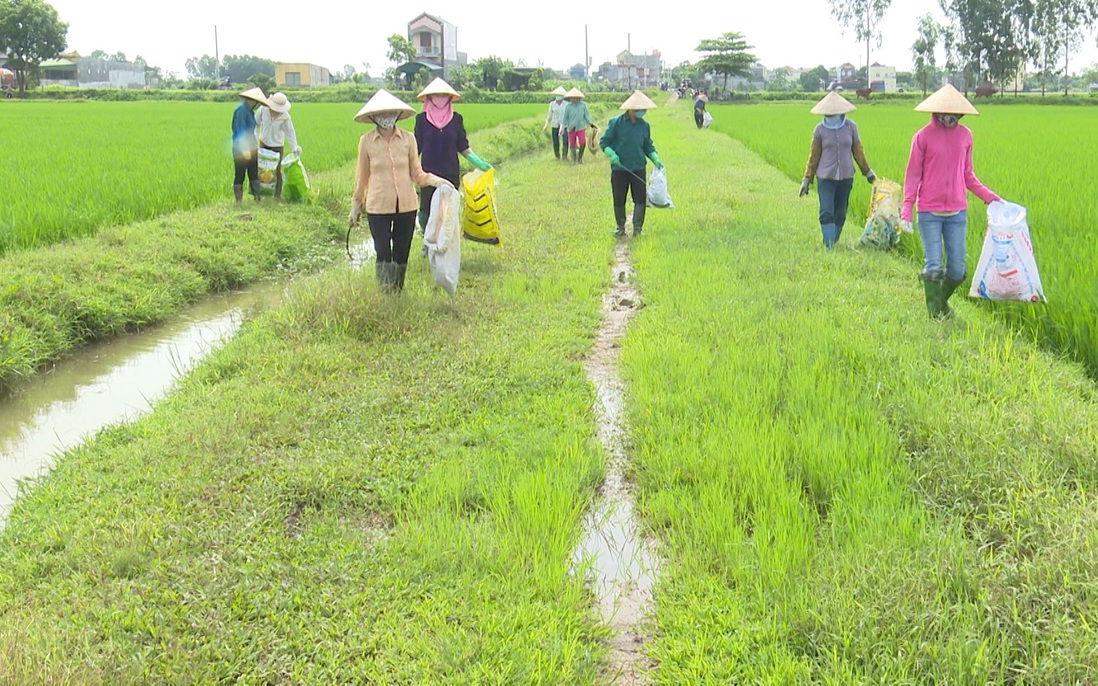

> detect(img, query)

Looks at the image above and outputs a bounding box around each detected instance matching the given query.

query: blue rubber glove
[603,146,620,167]
[648,151,664,170]
[465,151,491,172]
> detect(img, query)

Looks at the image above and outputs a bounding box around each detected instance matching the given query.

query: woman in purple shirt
[799,91,876,249]
[414,79,492,236]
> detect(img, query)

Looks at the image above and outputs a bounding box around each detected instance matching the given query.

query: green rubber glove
[603,146,620,167]
[465,151,491,172]
[647,151,664,169]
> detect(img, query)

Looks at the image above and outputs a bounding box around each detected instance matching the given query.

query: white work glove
[900,219,913,234]
[348,199,363,226]
[293,146,302,157]
[798,178,811,197]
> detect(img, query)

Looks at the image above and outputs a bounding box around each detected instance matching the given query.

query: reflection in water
[0,286,281,523]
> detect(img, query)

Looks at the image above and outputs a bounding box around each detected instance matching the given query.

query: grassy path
[1,102,1096,683]
[626,102,1098,682]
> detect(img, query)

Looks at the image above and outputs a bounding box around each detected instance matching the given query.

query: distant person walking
[349,90,454,293]
[599,90,663,237]
[901,84,1001,319]
[560,88,593,164]
[231,87,269,202]
[693,91,707,128]
[414,78,492,235]
[798,91,876,249]
[255,92,302,201]
[542,86,568,161]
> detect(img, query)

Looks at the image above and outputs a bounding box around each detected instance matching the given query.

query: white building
[869,63,896,92]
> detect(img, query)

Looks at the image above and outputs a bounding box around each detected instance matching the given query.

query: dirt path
[575,241,658,684]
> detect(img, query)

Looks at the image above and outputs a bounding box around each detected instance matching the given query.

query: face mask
[633,110,647,119]
[428,95,451,107]
[935,114,960,128]
[373,115,398,129]
[823,114,844,129]
[555,95,563,101]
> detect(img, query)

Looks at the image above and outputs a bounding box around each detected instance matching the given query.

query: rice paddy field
[1,99,1097,683]
[707,101,1098,379]
[0,101,542,254]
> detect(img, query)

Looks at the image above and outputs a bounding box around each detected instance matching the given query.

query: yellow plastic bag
[461,168,501,245]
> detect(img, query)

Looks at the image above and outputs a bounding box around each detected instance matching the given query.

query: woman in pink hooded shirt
[901,84,1000,319]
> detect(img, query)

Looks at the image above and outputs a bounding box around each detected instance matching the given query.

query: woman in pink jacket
[901,84,1000,319]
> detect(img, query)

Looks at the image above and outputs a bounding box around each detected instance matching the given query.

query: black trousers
[611,169,647,229]
[694,109,705,128]
[233,153,258,186]
[367,211,417,264]
[417,173,461,232]
[551,125,564,158]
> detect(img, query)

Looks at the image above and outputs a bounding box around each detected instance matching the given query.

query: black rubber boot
[394,263,407,292]
[578,146,585,164]
[376,262,398,293]
[920,271,947,319]
[941,272,966,318]
[233,184,243,203]
[249,181,261,202]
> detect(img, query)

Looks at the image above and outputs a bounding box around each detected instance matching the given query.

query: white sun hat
[354,89,415,124]
[267,92,292,113]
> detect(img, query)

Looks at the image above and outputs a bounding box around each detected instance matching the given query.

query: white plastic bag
[647,167,674,209]
[423,184,462,296]
[702,110,713,129]
[969,200,1045,302]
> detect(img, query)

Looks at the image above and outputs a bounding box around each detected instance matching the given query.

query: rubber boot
[920,271,947,319]
[821,223,840,249]
[578,146,586,164]
[570,146,578,165]
[376,262,398,293]
[394,263,407,292]
[632,204,646,237]
[274,173,283,201]
[233,184,243,203]
[249,181,261,202]
[941,272,966,318]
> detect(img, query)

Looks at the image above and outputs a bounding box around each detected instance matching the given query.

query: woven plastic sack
[647,167,674,208]
[587,124,600,154]
[280,153,310,202]
[424,184,462,295]
[702,111,713,128]
[969,200,1046,302]
[858,177,904,250]
[257,148,280,194]
[461,168,501,245]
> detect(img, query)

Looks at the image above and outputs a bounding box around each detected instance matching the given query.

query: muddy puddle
[0,284,285,524]
[573,242,658,684]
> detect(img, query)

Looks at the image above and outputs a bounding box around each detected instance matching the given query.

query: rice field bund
[0,98,1096,683]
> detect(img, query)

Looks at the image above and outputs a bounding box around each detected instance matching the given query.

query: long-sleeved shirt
[803,120,871,182]
[599,113,656,172]
[231,102,258,158]
[560,101,592,132]
[545,100,565,128]
[901,118,998,222]
[414,112,469,181]
[353,127,441,215]
[255,106,299,151]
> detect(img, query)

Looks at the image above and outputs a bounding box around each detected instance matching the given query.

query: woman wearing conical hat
[349,89,454,293]
[255,92,301,201]
[542,86,569,161]
[901,84,1000,318]
[230,87,269,202]
[560,87,593,164]
[598,90,662,237]
[413,78,492,235]
[799,91,877,249]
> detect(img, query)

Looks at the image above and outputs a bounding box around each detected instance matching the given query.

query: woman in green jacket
[599,91,663,237]
[560,87,592,164]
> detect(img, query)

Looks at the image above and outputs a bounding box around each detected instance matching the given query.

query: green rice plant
[707,101,1098,378]
[0,102,541,254]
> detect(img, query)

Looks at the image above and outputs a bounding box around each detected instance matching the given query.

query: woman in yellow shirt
[349,90,452,292]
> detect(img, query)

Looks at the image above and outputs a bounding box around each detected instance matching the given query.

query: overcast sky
[48,0,1098,79]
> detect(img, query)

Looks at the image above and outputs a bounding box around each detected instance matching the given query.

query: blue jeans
[917,211,967,280]
[817,177,853,248]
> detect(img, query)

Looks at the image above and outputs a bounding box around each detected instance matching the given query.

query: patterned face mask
[935,114,960,128]
[373,114,398,129]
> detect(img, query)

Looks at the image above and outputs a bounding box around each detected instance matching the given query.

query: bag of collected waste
[280,153,310,202]
[969,200,1046,302]
[647,167,674,208]
[702,111,713,128]
[858,177,905,250]
[461,168,501,245]
[424,184,462,296]
[257,148,281,194]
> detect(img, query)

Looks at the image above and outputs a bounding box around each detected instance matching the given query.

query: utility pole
[214,25,220,80]
[585,24,590,84]
[628,33,632,90]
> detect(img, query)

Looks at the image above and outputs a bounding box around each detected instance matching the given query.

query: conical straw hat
[620,90,657,110]
[564,87,585,99]
[810,91,856,115]
[914,84,979,115]
[354,89,415,124]
[239,87,269,106]
[417,77,461,102]
[550,86,568,96]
